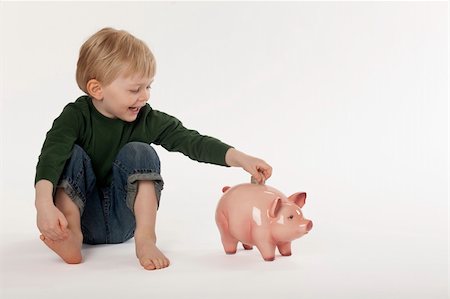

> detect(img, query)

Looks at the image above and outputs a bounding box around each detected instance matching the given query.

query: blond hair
[76,27,156,94]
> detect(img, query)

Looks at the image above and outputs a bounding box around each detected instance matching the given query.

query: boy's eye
[130,86,151,93]
[288,215,294,220]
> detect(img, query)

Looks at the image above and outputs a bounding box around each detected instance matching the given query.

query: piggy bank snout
[300,219,313,232]
[306,220,313,231]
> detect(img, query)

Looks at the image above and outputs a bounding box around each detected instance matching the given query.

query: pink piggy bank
[216,183,312,261]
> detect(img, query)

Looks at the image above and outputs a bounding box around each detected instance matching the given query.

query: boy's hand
[225,148,272,184]
[36,202,69,241]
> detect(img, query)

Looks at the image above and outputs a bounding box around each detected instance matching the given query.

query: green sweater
[35,96,233,187]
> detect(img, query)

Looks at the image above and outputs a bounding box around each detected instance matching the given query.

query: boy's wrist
[225,148,245,167]
[35,179,55,209]
[35,196,54,210]
[225,148,235,166]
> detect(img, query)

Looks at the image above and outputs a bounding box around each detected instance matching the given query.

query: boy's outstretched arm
[225,148,272,184]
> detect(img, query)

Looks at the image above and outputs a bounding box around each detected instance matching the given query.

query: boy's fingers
[260,164,272,180]
[259,172,266,184]
[57,225,70,239]
[44,231,59,241]
[50,229,62,240]
[252,170,265,185]
[59,216,69,231]
[45,223,66,240]
[55,229,66,239]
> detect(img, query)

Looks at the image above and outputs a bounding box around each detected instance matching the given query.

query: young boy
[35,27,272,270]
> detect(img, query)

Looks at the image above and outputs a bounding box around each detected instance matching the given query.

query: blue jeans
[56,142,164,245]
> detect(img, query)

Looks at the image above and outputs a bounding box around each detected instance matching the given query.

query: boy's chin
[119,115,138,122]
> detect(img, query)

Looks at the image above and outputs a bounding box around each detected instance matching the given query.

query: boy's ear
[86,79,103,100]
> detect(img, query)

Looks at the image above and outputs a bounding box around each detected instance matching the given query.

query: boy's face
[93,73,153,122]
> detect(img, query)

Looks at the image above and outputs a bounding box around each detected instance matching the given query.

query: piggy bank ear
[222,186,231,193]
[288,192,307,208]
[269,197,283,218]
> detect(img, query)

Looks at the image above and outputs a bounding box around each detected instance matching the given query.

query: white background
[0,1,448,299]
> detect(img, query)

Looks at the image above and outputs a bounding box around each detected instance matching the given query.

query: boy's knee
[68,144,90,163]
[57,144,95,206]
[116,142,161,172]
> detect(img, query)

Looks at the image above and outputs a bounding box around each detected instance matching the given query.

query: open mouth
[129,107,140,113]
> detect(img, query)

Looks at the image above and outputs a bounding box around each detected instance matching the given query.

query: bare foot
[135,237,170,270]
[40,229,83,264]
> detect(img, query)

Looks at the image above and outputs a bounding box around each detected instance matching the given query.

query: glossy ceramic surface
[216,183,312,261]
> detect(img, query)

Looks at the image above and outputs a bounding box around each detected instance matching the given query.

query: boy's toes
[140,258,156,270]
[140,257,170,270]
[155,258,169,269]
[162,258,170,268]
[154,259,163,269]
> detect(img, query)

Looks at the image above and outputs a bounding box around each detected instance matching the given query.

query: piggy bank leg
[277,242,292,256]
[216,212,238,254]
[221,236,238,255]
[254,242,277,261]
[242,244,253,250]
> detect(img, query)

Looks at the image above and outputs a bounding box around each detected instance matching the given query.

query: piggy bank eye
[288,215,294,220]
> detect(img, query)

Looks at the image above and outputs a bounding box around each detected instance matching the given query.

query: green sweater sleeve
[147,109,233,166]
[35,104,81,187]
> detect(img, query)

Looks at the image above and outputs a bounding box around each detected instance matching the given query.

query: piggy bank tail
[222,186,231,193]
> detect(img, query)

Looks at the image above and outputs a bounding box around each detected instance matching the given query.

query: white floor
[0,197,447,299]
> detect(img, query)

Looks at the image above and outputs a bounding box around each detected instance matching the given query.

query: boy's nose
[138,90,150,102]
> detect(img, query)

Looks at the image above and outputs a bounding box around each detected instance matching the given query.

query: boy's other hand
[225,148,272,184]
[36,202,69,241]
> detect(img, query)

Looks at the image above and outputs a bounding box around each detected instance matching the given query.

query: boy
[35,27,272,270]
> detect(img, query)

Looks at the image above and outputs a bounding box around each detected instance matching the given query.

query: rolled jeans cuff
[126,172,164,212]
